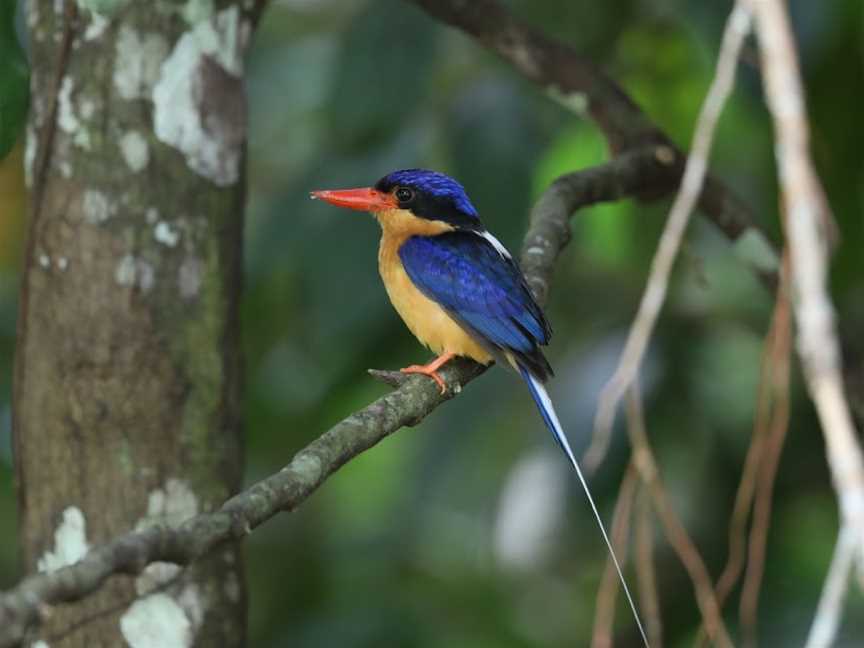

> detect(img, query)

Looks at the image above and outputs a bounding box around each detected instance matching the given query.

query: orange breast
[375,209,493,365]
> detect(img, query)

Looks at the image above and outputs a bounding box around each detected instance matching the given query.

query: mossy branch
[0,147,677,648]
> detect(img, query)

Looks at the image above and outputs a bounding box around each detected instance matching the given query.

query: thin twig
[710,388,768,615]
[695,250,791,648]
[591,461,638,648]
[42,570,186,645]
[739,255,792,648]
[626,386,734,648]
[803,524,858,648]
[405,0,774,273]
[748,0,864,641]
[585,3,753,474]
[635,489,663,648]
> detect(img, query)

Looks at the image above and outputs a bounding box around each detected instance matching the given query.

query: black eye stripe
[409,192,483,231]
[376,179,482,231]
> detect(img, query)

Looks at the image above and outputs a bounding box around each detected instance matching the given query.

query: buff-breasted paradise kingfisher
[312,169,649,646]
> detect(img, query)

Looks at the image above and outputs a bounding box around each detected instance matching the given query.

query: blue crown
[378,169,478,218]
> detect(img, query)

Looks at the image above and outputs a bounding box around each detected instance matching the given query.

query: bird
[312,169,649,646]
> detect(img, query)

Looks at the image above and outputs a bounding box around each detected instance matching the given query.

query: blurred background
[2,0,863,645]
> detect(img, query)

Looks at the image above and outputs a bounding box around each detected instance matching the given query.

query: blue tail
[519,366,650,648]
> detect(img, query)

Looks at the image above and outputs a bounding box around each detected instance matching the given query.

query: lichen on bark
[14,1,253,645]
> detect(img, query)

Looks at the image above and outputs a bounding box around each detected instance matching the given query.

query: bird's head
[312,169,482,232]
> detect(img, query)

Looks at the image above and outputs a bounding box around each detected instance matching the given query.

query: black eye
[395,187,415,204]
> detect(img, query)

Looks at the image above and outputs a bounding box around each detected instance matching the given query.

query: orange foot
[400,352,456,394]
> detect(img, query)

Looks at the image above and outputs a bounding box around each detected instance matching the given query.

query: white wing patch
[475,230,513,260]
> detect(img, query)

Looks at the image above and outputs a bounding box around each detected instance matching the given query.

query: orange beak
[310,187,397,212]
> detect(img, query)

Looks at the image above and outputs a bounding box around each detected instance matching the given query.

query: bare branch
[591,462,638,648]
[635,490,663,647]
[405,0,777,275]
[804,524,858,648]
[586,3,753,472]
[693,252,791,648]
[625,387,735,648]
[0,149,675,648]
[407,0,659,152]
[519,146,681,305]
[740,262,792,646]
[747,0,864,641]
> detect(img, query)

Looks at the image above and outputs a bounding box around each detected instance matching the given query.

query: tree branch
[747,0,864,642]
[804,524,858,648]
[407,0,660,152]
[405,0,779,281]
[519,146,682,304]
[635,490,663,647]
[626,386,735,648]
[590,461,638,648]
[0,147,676,648]
[585,1,753,472]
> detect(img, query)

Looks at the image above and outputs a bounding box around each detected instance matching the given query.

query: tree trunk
[14,1,252,645]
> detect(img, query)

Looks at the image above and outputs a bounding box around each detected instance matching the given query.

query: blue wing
[398,231,552,378]
[401,231,649,645]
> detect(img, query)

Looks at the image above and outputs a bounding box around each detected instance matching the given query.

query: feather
[398,231,552,379]
[519,366,650,648]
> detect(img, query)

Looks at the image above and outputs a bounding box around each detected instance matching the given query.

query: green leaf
[0,0,29,161]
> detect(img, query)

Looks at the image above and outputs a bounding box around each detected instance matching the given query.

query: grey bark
[14,1,253,645]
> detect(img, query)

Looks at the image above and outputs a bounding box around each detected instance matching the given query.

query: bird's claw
[400,364,448,394]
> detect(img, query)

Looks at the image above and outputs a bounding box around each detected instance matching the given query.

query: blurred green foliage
[2,0,864,646]
[0,0,28,160]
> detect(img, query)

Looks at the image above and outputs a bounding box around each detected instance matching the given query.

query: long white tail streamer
[519,366,650,648]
